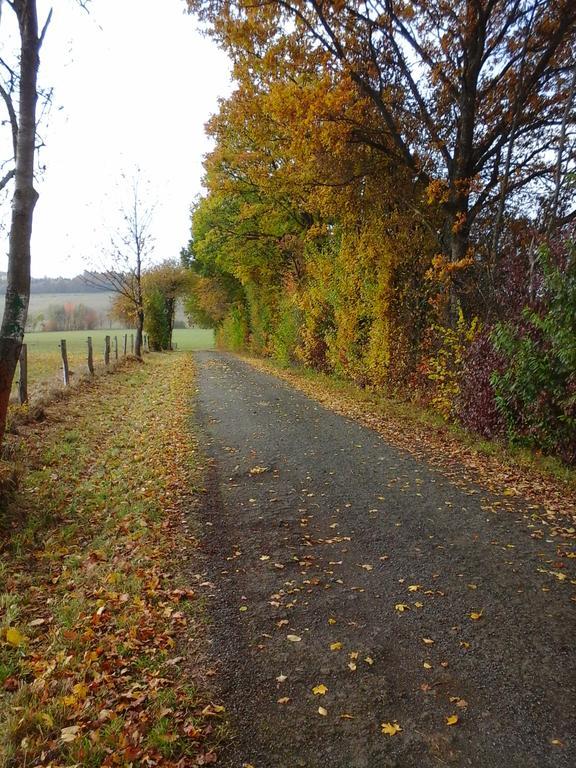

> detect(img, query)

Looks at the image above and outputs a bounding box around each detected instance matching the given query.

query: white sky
[0,0,232,278]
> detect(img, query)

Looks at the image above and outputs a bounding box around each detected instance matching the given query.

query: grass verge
[0,353,223,767]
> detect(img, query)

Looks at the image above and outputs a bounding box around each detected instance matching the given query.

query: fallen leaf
[276,673,287,683]
[330,642,343,651]
[446,714,459,726]
[60,725,80,743]
[260,555,270,561]
[328,617,337,625]
[408,585,421,592]
[423,662,432,669]
[469,611,483,620]
[312,684,328,695]
[422,637,435,645]
[381,721,402,736]
[5,627,25,647]
[277,697,290,704]
[348,662,357,671]
[364,656,374,665]
[340,713,354,720]
[395,603,409,612]
[239,606,248,612]
[287,634,302,642]
[318,706,328,716]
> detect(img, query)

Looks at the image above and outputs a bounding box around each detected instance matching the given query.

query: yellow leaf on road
[381,721,402,736]
[312,684,328,695]
[287,634,301,642]
[446,714,459,726]
[395,603,409,612]
[470,611,483,620]
[318,706,328,716]
[330,642,342,651]
[277,697,290,704]
[422,637,435,645]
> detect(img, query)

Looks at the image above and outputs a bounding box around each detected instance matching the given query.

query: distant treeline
[0,272,111,294]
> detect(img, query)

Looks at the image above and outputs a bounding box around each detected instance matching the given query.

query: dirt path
[193,351,576,768]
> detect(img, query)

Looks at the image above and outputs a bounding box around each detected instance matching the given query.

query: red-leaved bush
[457,328,506,439]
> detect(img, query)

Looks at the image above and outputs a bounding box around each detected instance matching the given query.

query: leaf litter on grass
[0,354,223,767]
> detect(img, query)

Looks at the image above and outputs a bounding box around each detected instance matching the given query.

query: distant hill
[0,272,111,294]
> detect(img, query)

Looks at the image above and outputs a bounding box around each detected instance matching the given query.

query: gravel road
[193,351,575,768]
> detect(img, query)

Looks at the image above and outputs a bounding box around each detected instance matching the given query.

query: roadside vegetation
[183,0,576,470]
[0,354,223,768]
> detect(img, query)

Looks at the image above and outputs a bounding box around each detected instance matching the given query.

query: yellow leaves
[469,610,483,620]
[364,656,374,666]
[329,642,342,651]
[423,662,432,669]
[446,714,459,726]
[277,697,290,704]
[4,627,26,647]
[239,606,248,612]
[394,603,409,612]
[328,617,336,625]
[408,584,421,592]
[312,684,328,695]
[318,706,328,716]
[249,465,268,475]
[287,634,301,642]
[73,682,89,699]
[422,637,435,645]
[381,721,402,736]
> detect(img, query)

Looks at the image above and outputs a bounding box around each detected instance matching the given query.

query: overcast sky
[0,0,232,278]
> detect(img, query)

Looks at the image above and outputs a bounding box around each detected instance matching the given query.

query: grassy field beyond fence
[17,327,215,396]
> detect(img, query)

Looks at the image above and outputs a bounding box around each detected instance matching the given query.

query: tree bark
[0,1,42,444]
[135,309,144,358]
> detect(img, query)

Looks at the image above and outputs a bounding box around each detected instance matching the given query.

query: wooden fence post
[87,336,94,375]
[18,344,28,404]
[114,336,118,360]
[123,334,128,356]
[60,340,70,386]
[104,335,111,366]
[130,334,134,354]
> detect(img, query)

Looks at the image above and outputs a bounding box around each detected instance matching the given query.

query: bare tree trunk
[547,65,576,234]
[135,309,144,358]
[0,1,43,444]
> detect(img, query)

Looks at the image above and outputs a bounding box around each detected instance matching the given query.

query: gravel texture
[193,351,576,768]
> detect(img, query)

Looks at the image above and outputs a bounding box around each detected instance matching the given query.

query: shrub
[490,239,576,464]
[217,304,249,352]
[457,329,505,438]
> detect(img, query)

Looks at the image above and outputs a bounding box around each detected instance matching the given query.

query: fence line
[17,333,152,405]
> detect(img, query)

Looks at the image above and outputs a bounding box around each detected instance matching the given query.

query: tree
[188,0,576,320]
[142,261,189,350]
[0,0,52,443]
[85,176,154,358]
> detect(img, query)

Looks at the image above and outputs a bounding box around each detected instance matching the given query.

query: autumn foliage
[182,0,576,463]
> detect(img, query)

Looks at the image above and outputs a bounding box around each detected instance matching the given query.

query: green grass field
[17,327,214,396]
